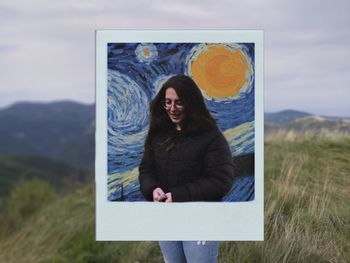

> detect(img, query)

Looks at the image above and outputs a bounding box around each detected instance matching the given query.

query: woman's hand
[165,192,173,202]
[153,187,167,202]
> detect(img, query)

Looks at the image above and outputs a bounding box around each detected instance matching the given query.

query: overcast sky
[0,0,349,116]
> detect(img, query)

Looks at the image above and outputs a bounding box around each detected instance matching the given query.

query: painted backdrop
[107,43,255,201]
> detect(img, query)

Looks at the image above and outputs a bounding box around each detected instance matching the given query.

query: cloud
[0,0,349,116]
[150,1,212,17]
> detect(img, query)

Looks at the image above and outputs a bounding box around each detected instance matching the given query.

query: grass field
[0,137,349,262]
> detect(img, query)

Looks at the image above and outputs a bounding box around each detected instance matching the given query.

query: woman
[138,75,235,262]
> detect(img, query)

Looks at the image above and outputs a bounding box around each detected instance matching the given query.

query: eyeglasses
[162,99,184,110]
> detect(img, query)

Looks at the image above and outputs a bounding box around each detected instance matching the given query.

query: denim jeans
[159,241,219,263]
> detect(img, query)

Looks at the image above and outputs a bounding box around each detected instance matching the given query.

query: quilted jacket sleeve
[170,133,235,202]
[138,148,159,201]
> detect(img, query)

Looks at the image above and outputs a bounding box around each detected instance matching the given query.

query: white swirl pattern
[108,70,149,174]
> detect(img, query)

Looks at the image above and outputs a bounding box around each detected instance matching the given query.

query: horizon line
[0,99,349,119]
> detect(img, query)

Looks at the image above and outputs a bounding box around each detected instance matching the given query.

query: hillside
[0,101,95,169]
[265,109,311,124]
[0,185,163,263]
[0,155,86,196]
[265,111,350,139]
[0,105,349,262]
[0,138,349,262]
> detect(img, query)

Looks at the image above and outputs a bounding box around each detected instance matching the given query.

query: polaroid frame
[96,30,264,241]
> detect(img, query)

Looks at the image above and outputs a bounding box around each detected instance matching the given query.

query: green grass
[0,182,164,263]
[218,138,350,263]
[0,138,349,262]
[0,155,86,197]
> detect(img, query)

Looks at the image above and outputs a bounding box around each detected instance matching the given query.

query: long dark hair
[144,74,217,151]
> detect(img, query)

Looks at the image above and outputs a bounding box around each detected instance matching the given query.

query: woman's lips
[169,112,182,121]
[170,113,180,118]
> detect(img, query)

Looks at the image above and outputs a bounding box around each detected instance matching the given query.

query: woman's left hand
[165,192,173,202]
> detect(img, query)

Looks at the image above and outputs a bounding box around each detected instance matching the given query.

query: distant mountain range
[0,101,95,170]
[265,110,350,138]
[265,110,312,124]
[265,109,350,124]
[0,102,349,172]
[0,102,349,196]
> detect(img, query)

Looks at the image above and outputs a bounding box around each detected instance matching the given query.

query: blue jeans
[159,241,219,263]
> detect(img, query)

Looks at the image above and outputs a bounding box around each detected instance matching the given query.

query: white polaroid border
[96,30,264,241]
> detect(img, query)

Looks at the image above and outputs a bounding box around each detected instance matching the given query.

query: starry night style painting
[107,43,255,202]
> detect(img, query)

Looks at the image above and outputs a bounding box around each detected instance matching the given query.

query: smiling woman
[138,74,235,262]
[139,74,235,202]
[163,88,184,130]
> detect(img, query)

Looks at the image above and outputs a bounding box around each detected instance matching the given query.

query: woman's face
[164,87,185,126]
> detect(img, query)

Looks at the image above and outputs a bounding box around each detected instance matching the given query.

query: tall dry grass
[218,139,350,262]
[0,138,349,262]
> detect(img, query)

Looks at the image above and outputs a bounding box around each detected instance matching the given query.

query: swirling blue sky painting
[107,43,255,202]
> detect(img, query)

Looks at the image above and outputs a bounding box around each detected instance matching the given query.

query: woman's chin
[171,119,181,124]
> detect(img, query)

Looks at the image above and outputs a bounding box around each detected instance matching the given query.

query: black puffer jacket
[139,128,235,202]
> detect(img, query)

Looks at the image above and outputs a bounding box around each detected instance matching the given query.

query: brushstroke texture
[107,43,255,201]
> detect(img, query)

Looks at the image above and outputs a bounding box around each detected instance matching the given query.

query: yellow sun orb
[143,49,150,56]
[190,45,251,99]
